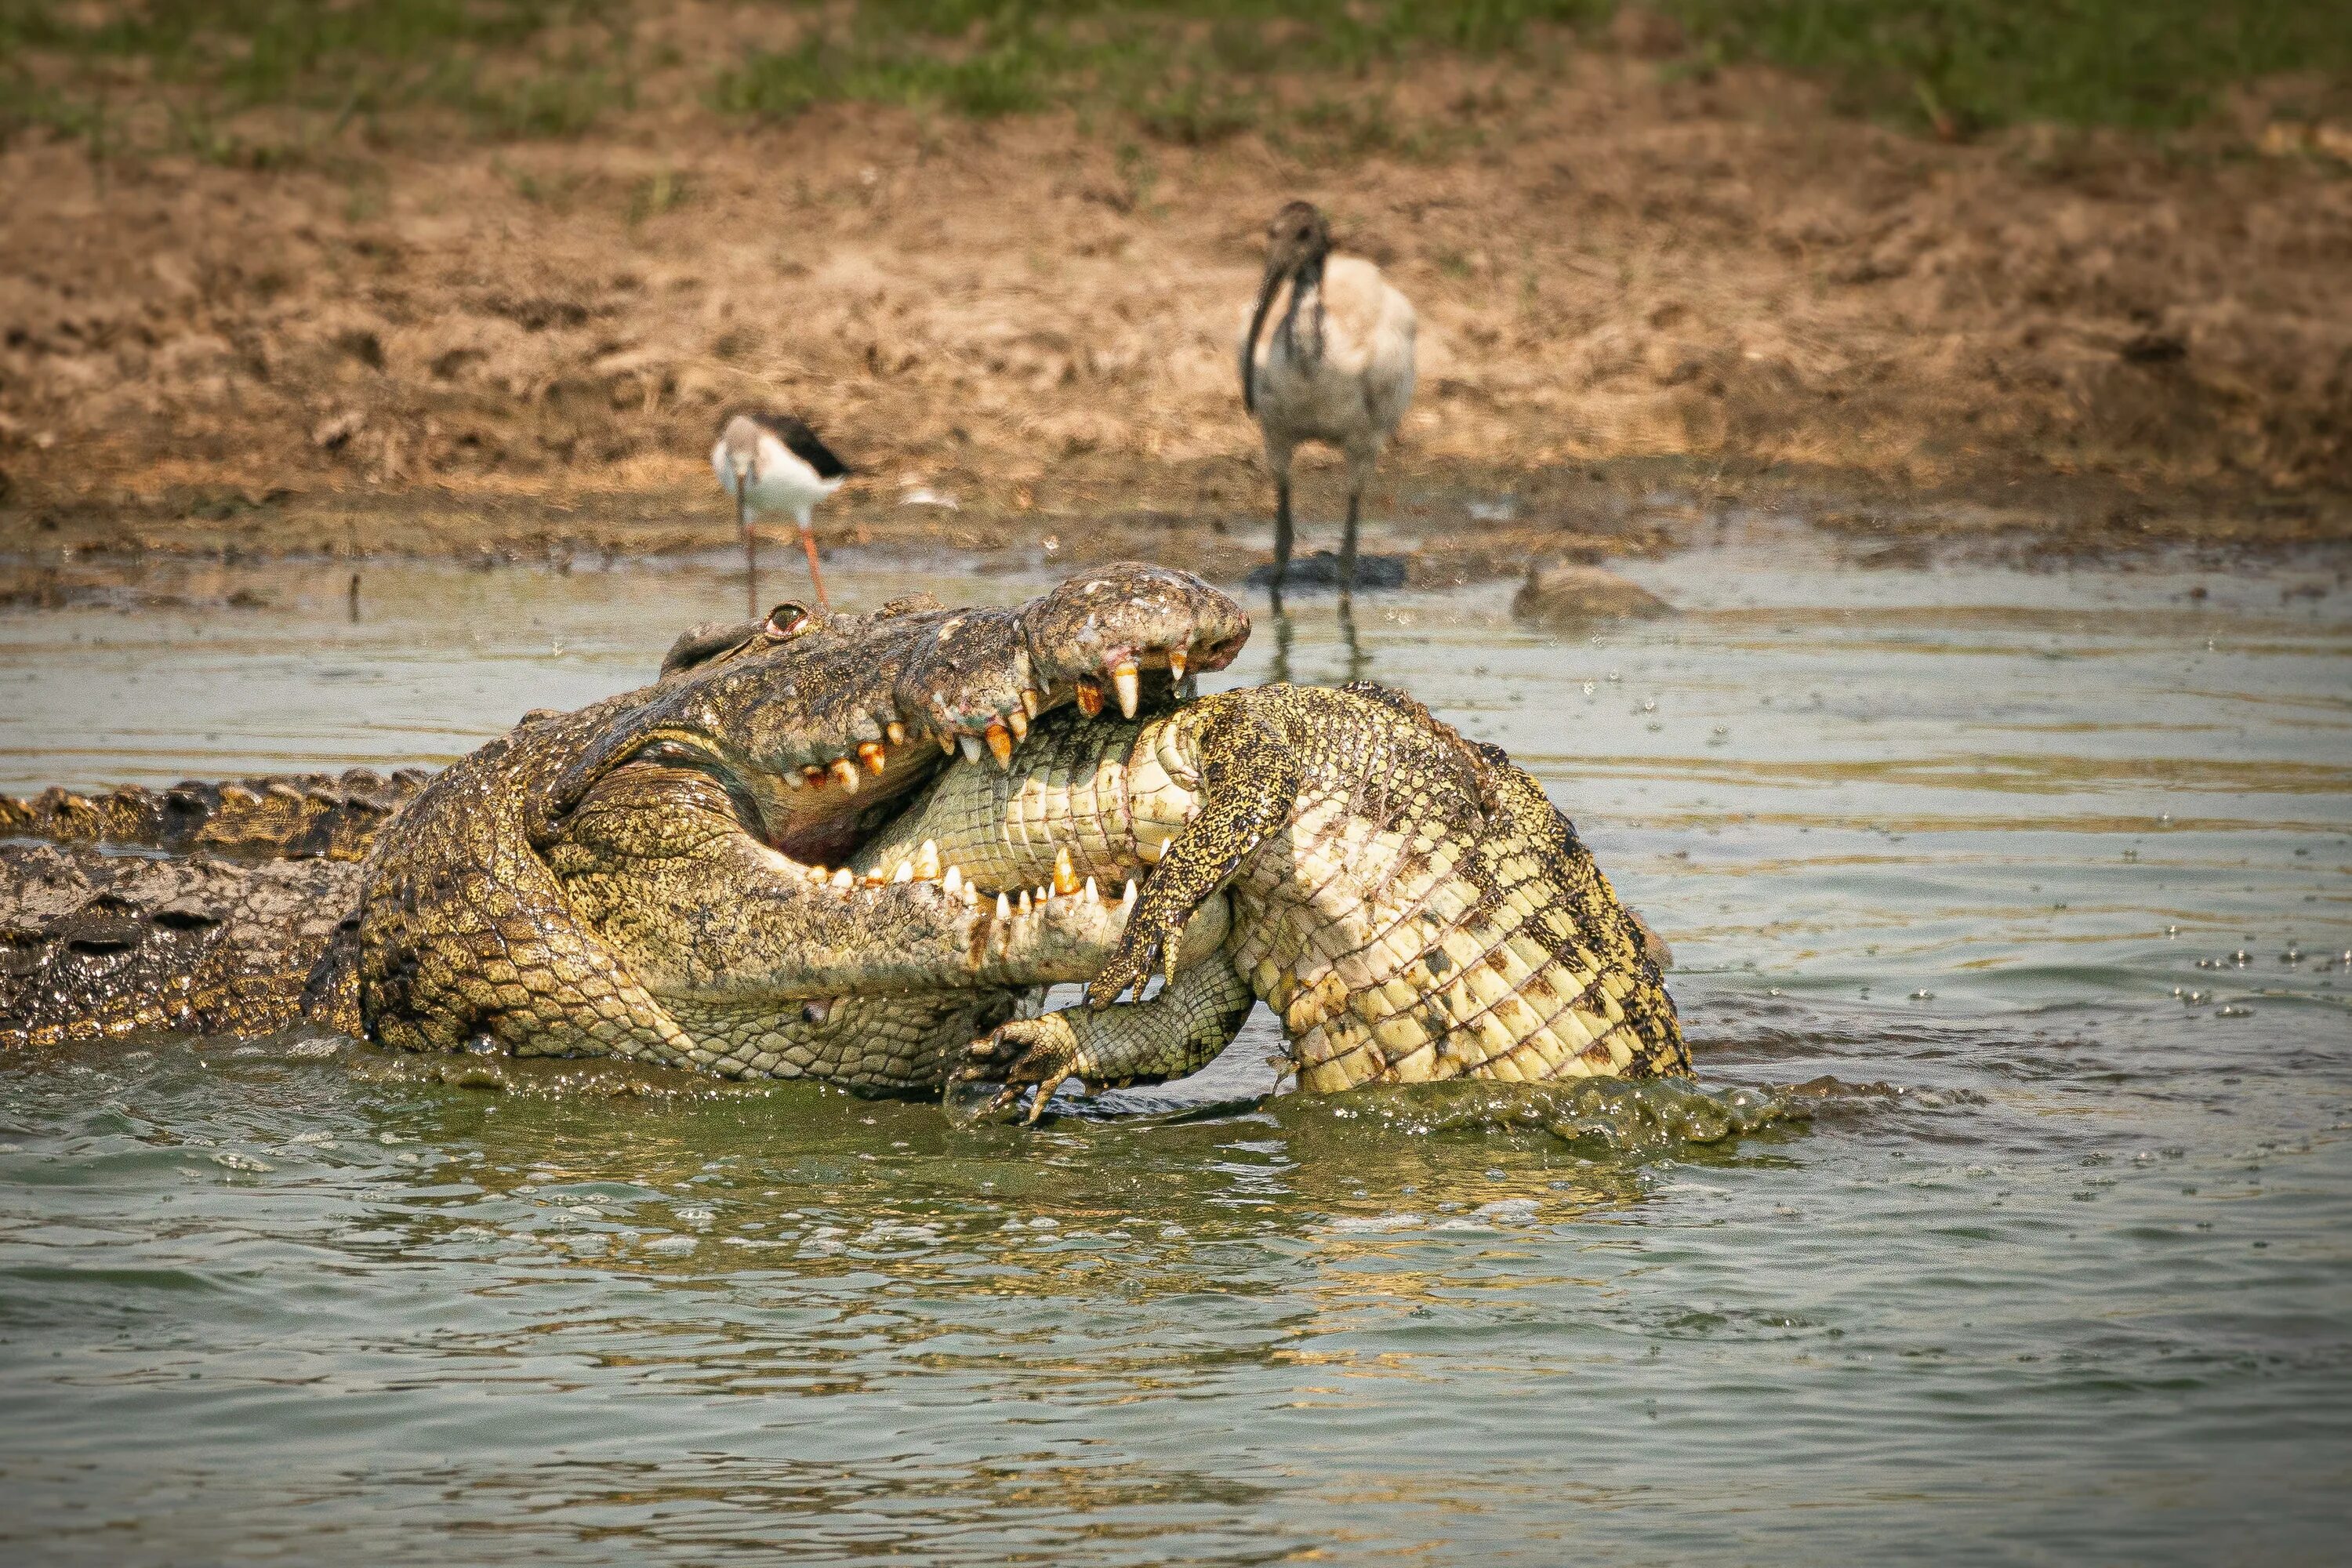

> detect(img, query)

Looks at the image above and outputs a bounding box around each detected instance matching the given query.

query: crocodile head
[533,564,1247,869]
[354,563,1250,1081]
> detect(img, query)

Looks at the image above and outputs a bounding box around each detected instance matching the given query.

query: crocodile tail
[0,768,433,862]
[1,840,364,1047]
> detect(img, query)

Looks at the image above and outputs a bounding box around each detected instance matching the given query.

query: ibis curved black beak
[1240,202,1331,413]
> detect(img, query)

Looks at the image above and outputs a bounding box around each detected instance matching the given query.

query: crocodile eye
[764,602,812,638]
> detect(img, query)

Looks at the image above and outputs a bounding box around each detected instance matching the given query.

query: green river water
[2,528,2347,1563]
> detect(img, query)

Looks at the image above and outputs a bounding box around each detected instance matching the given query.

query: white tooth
[1038,883,1052,905]
[781,770,804,790]
[831,868,853,888]
[943,866,963,895]
[1017,889,1032,914]
[1122,878,1137,907]
[892,859,914,884]
[1083,876,1098,902]
[960,735,982,763]
[962,880,978,907]
[1112,665,1140,719]
[996,892,1011,919]
[914,839,942,880]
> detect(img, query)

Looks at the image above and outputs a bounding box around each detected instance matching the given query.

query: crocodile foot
[954,1014,1085,1123]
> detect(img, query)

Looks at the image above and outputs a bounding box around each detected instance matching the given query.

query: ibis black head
[1242,201,1334,413]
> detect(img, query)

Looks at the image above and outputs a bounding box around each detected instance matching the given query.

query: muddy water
[2,533,2348,1563]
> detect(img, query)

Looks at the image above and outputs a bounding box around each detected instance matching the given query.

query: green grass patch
[1654,0,2352,134]
[709,2,2348,145]
[709,2,1610,150]
[0,0,635,156]
[3,2,2345,163]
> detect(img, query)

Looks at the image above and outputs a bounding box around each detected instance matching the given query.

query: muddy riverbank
[5,27,2349,564]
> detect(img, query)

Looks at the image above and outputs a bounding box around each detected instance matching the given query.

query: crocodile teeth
[830,758,861,793]
[885,720,907,746]
[781,769,804,790]
[1017,888,1033,914]
[858,742,887,775]
[830,868,853,889]
[914,839,942,880]
[942,865,963,896]
[1052,846,1080,897]
[960,735,982,764]
[892,858,914,884]
[1110,661,1140,719]
[1083,875,1098,902]
[1020,688,1040,719]
[1075,677,1104,718]
[1006,708,1028,742]
[961,878,978,908]
[801,765,827,789]
[1121,878,1138,909]
[996,891,1011,920]
[1167,648,1188,681]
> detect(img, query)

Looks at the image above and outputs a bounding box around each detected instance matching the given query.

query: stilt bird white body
[711,411,851,615]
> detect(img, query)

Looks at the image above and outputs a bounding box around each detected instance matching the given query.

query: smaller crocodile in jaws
[860,682,1686,1115]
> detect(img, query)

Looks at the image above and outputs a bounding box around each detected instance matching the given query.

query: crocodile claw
[954,1014,1085,1123]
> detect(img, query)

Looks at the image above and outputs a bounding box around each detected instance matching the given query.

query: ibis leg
[1339,487,1361,600]
[1271,476,1294,611]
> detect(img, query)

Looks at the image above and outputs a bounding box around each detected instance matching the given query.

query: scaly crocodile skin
[865,682,1686,1110]
[0,769,432,862]
[2,565,1244,1080]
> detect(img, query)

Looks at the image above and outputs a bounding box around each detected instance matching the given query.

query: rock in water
[1511,563,1671,629]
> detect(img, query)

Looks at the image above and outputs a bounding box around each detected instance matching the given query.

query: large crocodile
[2,565,1241,1082]
[2,565,1682,1103]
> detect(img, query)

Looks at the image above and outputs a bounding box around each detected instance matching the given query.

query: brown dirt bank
[4,43,2349,567]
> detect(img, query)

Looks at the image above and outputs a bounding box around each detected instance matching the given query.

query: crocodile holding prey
[2,564,1683,1103]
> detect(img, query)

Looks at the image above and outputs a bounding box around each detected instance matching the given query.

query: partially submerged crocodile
[2,564,1682,1103]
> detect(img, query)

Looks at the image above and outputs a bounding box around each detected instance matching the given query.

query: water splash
[1284,1076,1803,1152]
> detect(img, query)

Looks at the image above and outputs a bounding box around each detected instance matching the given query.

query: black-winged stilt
[711,411,851,616]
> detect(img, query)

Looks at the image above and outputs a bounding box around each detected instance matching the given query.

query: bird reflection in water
[1266,601,1368,689]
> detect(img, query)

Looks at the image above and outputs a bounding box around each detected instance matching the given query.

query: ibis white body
[1243,254,1417,488]
[1240,204,1417,597]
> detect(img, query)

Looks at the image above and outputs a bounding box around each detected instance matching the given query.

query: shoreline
[5,451,2343,585]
